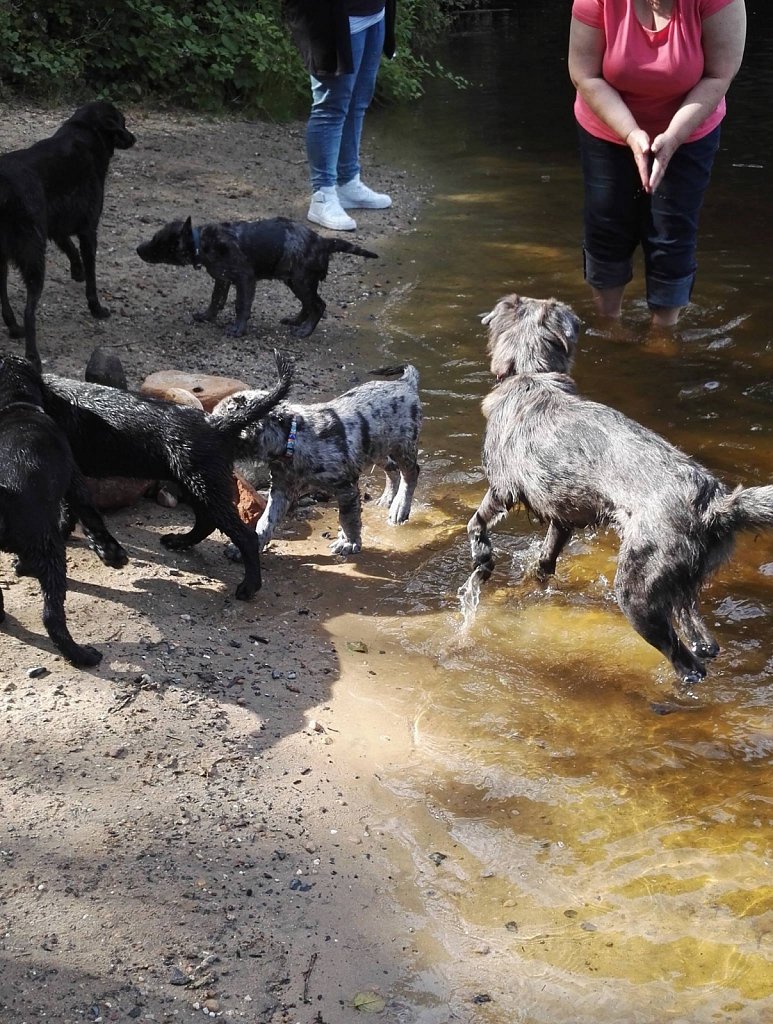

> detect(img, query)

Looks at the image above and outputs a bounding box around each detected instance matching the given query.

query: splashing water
[457,568,482,627]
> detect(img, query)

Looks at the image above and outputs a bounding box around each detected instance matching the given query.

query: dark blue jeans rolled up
[578,123,721,310]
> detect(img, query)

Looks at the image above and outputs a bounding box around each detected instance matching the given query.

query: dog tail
[211,350,294,434]
[368,363,419,388]
[328,239,379,260]
[705,484,773,533]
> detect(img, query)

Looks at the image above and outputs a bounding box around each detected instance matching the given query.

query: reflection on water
[332,4,773,1021]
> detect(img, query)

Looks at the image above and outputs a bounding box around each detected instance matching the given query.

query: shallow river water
[326,6,773,1021]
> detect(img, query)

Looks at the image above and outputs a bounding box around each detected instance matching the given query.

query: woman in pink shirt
[569,0,746,326]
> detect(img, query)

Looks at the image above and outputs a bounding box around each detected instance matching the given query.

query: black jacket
[283,0,396,77]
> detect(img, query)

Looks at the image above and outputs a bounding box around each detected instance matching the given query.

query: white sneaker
[337,174,392,210]
[307,187,356,231]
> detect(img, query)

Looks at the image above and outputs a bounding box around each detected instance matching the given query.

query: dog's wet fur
[136,215,378,339]
[210,364,422,555]
[38,352,294,600]
[0,355,129,665]
[0,102,136,368]
[467,293,773,685]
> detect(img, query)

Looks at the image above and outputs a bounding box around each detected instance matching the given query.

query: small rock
[169,966,188,986]
[141,369,247,411]
[27,666,49,679]
[428,852,447,866]
[85,347,127,389]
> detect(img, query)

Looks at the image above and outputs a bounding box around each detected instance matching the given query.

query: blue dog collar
[285,417,297,458]
[191,224,202,269]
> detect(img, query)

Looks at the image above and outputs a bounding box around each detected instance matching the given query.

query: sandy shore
[0,104,437,1024]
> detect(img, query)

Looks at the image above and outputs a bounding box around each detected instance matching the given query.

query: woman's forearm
[573,76,641,142]
[664,76,735,143]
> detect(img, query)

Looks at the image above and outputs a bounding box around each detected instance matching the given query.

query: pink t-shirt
[572,0,735,144]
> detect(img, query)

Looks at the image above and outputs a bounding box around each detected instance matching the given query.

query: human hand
[625,128,652,191]
[650,132,681,192]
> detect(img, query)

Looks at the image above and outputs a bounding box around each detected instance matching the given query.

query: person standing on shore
[284,0,396,232]
[568,0,746,327]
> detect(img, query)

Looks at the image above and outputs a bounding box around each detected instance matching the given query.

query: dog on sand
[136,215,378,339]
[210,363,422,555]
[39,352,293,600]
[0,102,136,368]
[467,293,773,685]
[0,355,129,666]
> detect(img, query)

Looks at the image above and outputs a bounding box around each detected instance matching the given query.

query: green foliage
[0,0,470,114]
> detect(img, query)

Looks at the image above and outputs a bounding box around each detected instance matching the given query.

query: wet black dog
[39,352,293,600]
[136,215,378,338]
[0,101,136,368]
[0,355,128,666]
[467,293,773,685]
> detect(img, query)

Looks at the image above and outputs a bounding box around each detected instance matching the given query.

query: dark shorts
[578,124,720,310]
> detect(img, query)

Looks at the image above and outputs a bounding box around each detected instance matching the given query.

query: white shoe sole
[308,210,356,231]
[338,197,392,210]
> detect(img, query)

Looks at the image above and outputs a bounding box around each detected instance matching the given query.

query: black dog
[136,215,378,338]
[467,294,773,686]
[39,353,293,600]
[0,101,136,368]
[0,355,128,666]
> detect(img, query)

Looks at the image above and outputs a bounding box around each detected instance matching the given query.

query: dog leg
[285,277,325,338]
[224,278,257,338]
[374,458,400,509]
[0,257,23,338]
[161,504,216,550]
[77,229,110,319]
[387,454,420,525]
[254,487,293,551]
[194,279,231,324]
[678,603,720,659]
[536,522,573,579]
[467,488,512,582]
[54,236,86,282]
[67,473,129,568]
[36,543,102,666]
[329,483,362,555]
[615,552,706,684]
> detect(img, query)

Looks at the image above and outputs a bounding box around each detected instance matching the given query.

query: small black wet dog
[39,353,293,601]
[0,102,136,368]
[136,215,378,338]
[467,293,773,685]
[0,355,129,666]
[210,364,422,555]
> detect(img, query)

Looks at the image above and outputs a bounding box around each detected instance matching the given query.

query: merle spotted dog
[0,355,128,666]
[39,352,293,600]
[210,364,422,555]
[467,293,773,686]
[0,102,136,368]
[136,215,378,339]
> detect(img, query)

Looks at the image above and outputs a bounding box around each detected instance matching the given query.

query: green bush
[0,0,472,115]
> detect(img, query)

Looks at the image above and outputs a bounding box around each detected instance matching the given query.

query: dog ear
[544,300,579,354]
[182,217,194,243]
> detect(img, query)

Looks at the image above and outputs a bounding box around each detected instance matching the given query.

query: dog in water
[466,293,773,685]
[210,363,422,555]
[0,355,128,666]
[39,352,293,600]
[0,102,136,368]
[136,215,378,338]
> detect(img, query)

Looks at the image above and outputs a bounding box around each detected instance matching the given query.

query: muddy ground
[0,104,437,1024]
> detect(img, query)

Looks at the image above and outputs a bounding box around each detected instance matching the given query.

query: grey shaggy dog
[467,293,773,685]
[136,215,378,339]
[210,364,422,555]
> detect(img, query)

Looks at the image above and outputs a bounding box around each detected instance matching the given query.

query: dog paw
[224,322,247,338]
[95,543,129,569]
[691,639,720,659]
[330,538,361,556]
[8,324,25,339]
[89,303,111,320]
[70,644,103,668]
[290,323,315,339]
[235,579,260,601]
[160,531,194,550]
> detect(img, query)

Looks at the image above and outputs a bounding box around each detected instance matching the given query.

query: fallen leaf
[346,641,368,654]
[352,990,386,1013]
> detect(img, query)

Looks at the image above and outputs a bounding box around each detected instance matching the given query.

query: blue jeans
[578,124,721,309]
[306,18,385,191]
